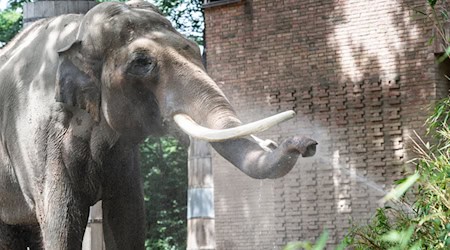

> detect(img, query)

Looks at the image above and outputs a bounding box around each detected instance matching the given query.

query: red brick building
[203,0,448,248]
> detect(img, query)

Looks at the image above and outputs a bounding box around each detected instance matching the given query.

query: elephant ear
[56,40,101,122]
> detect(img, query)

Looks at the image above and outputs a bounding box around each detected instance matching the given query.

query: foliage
[415,0,450,62]
[7,0,29,10]
[283,230,349,250]
[283,231,329,250]
[0,0,28,47]
[140,137,188,250]
[152,0,204,45]
[427,97,450,135]
[344,97,450,249]
[344,1,450,249]
[0,9,21,45]
[345,208,423,249]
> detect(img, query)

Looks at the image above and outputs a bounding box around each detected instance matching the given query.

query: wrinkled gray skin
[0,2,317,249]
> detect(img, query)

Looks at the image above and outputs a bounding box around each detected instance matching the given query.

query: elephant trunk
[167,63,317,179]
[173,101,317,179]
[211,136,317,179]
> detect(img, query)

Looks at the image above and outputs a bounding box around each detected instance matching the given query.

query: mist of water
[336,164,387,195]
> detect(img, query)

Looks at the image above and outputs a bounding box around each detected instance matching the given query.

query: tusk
[250,135,278,152]
[173,110,295,142]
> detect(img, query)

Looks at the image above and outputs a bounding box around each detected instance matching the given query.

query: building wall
[204,0,448,249]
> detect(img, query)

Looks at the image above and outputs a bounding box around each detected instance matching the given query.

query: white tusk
[250,135,278,152]
[173,110,295,142]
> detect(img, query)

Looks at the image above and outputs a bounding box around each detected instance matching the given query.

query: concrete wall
[204,0,449,248]
[23,0,96,26]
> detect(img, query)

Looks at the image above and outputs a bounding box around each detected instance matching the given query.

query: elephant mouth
[172,110,296,142]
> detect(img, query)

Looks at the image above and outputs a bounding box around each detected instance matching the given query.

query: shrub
[345,98,450,249]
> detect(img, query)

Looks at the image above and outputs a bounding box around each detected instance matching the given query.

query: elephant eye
[127,54,154,76]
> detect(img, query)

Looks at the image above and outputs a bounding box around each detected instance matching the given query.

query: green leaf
[409,241,422,250]
[437,46,450,63]
[312,230,329,250]
[382,173,420,202]
[441,9,449,20]
[381,230,402,242]
[394,177,407,185]
[418,212,445,226]
[282,230,329,250]
[380,226,415,248]
[334,239,348,250]
[283,241,312,250]
[0,9,22,45]
[428,0,438,8]
[428,36,435,45]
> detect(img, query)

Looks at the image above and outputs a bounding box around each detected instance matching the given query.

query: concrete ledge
[23,1,97,24]
[203,0,241,9]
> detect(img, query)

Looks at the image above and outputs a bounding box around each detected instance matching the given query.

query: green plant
[414,0,450,62]
[283,230,330,250]
[345,0,450,247]
[412,99,450,249]
[345,97,450,249]
[0,8,22,46]
[140,137,188,250]
[345,208,423,249]
[153,0,204,45]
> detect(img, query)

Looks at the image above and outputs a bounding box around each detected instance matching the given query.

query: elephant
[0,1,317,249]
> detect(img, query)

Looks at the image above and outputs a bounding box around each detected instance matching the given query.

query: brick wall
[204,0,449,248]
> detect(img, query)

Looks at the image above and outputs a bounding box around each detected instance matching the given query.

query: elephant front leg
[0,222,28,250]
[36,166,90,250]
[102,188,145,250]
[0,223,42,250]
[101,145,145,250]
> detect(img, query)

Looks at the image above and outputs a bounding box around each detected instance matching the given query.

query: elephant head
[56,1,317,179]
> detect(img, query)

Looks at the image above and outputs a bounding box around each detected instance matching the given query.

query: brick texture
[204,0,449,249]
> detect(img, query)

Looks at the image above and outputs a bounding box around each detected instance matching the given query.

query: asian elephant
[0,1,317,249]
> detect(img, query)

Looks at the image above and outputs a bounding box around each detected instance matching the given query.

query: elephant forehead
[102,6,169,30]
[131,32,195,50]
[112,29,199,65]
[111,12,171,32]
[78,3,173,46]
